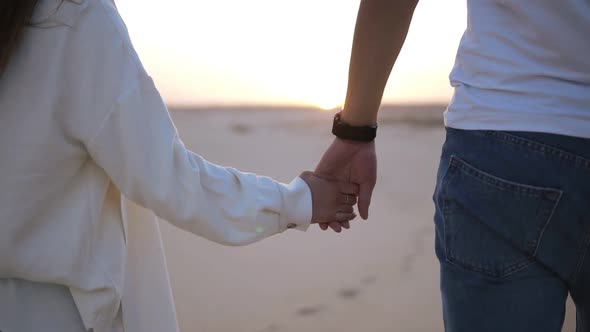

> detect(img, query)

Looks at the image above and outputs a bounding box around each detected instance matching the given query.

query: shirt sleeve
[85,74,312,246]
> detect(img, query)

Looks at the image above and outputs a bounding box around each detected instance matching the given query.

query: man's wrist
[332,112,378,142]
[339,111,377,127]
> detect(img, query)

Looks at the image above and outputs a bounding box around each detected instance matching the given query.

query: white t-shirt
[446,0,590,139]
[0,1,312,331]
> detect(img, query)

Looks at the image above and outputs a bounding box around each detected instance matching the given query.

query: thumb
[357,182,374,220]
[299,170,314,182]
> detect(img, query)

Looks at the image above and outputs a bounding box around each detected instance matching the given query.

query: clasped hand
[300,138,377,233]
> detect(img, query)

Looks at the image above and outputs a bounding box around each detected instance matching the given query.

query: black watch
[331,112,377,142]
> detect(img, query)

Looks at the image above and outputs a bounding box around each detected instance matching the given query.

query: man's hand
[314,138,377,231]
[309,0,416,232]
[299,171,359,228]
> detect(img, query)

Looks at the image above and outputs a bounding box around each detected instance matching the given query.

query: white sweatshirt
[0,0,312,331]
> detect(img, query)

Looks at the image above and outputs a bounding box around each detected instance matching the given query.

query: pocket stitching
[440,155,562,279]
[445,254,535,279]
[449,156,562,198]
[445,239,535,278]
[533,190,563,257]
[486,131,590,171]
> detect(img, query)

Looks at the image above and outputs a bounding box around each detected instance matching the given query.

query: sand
[159,107,576,332]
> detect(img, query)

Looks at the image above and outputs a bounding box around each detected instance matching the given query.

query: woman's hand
[299,171,359,232]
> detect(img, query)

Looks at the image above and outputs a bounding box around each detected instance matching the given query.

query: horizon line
[168,102,449,111]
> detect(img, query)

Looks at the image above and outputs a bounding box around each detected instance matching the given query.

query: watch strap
[331,112,377,142]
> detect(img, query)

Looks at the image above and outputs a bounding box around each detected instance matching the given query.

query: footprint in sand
[230,123,251,135]
[295,305,326,317]
[361,275,377,285]
[401,226,432,274]
[257,324,281,332]
[338,287,360,299]
[293,278,376,322]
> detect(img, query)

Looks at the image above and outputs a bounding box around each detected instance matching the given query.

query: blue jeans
[433,128,590,332]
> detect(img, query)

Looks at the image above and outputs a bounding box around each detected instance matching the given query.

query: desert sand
[160,107,576,332]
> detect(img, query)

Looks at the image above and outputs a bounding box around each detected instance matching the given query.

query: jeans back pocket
[439,155,562,278]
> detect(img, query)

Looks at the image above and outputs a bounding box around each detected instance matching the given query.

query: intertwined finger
[320,220,351,232]
[336,212,356,222]
[342,194,357,205]
[319,207,355,232]
[340,205,354,214]
[339,182,360,195]
[328,221,342,232]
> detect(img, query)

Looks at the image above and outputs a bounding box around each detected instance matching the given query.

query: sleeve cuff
[277,177,313,232]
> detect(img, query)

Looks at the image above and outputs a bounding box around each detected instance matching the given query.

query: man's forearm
[341,0,419,126]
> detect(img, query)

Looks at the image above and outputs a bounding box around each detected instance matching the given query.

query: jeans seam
[484,131,590,171]
[439,158,457,260]
[438,155,463,268]
[533,190,563,257]
[569,227,590,286]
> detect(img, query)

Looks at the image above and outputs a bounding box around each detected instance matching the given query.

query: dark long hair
[0,0,39,75]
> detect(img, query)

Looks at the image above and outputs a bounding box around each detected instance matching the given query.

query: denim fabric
[433,128,590,332]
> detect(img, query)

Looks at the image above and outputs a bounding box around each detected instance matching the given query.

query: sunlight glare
[310,93,343,111]
[116,0,467,106]
[315,101,342,111]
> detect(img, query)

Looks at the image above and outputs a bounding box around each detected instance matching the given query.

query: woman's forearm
[341,0,419,126]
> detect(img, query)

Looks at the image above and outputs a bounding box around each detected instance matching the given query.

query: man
[315,0,590,331]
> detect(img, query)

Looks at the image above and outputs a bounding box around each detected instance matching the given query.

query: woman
[0,1,359,331]
[315,0,590,331]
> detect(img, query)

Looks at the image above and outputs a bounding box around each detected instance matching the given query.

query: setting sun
[315,100,342,111]
[308,91,344,111]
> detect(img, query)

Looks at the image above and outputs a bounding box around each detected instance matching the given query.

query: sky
[116,1,467,108]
